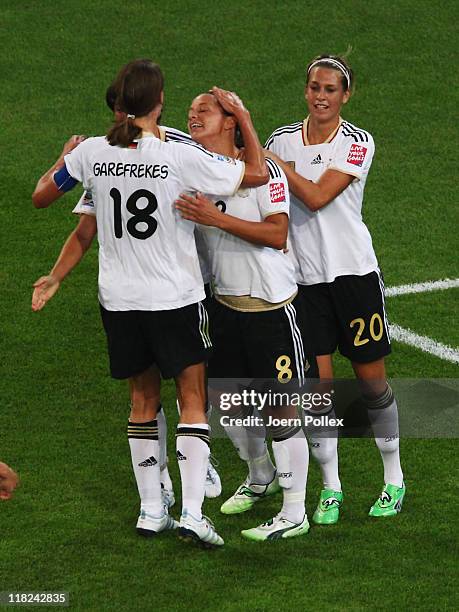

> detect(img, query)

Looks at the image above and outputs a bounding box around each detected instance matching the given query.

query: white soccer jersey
[72,125,193,216]
[194,228,211,285]
[72,189,95,216]
[71,126,213,285]
[265,118,378,285]
[197,158,297,303]
[65,132,244,311]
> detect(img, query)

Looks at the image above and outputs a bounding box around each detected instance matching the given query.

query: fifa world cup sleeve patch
[346,144,368,167]
[269,182,286,203]
[82,190,94,207]
[215,153,237,165]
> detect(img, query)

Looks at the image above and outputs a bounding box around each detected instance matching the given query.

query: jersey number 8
[110,188,158,240]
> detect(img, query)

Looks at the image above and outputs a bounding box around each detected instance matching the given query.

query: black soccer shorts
[297,270,391,363]
[207,295,318,384]
[99,301,212,380]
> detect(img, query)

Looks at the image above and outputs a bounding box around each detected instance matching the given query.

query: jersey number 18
[110,188,158,240]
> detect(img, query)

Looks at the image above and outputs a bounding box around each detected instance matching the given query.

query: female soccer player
[175,92,314,541]
[38,82,221,509]
[265,54,405,523]
[32,58,268,548]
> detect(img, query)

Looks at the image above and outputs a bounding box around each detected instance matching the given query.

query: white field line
[385,278,459,297]
[385,278,458,363]
[389,324,459,364]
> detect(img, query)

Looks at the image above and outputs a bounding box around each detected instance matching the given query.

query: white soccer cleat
[136,509,179,537]
[161,483,176,509]
[241,513,310,541]
[220,475,280,514]
[178,509,224,548]
[205,457,222,498]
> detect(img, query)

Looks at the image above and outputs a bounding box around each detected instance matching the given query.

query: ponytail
[107,116,142,147]
[106,58,164,148]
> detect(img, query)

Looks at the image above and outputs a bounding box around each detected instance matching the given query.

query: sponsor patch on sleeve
[347,144,367,167]
[269,182,286,203]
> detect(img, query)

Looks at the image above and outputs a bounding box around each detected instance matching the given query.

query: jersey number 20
[350,313,384,346]
[110,188,158,240]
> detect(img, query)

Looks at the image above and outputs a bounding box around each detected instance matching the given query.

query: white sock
[160,463,173,491]
[272,431,309,524]
[309,436,341,492]
[176,423,210,519]
[366,391,403,487]
[222,407,274,484]
[128,420,163,516]
[156,406,173,490]
[247,445,276,484]
[305,408,341,491]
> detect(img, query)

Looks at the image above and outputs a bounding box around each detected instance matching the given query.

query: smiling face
[305,66,350,124]
[188,93,236,147]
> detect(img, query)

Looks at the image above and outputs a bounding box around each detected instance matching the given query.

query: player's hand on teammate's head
[31,275,61,311]
[62,135,86,157]
[211,87,248,118]
[0,462,19,500]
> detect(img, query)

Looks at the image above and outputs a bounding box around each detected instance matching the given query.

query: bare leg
[175,362,207,424]
[316,354,334,380]
[129,364,161,422]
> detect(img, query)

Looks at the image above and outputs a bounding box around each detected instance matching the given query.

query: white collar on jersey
[139,129,165,141]
[302,116,343,146]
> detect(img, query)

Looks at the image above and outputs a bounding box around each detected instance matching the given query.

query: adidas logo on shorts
[138,456,157,467]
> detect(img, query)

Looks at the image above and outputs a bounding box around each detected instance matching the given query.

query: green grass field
[1,1,457,610]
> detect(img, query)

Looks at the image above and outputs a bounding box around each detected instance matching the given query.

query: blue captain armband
[54,164,79,192]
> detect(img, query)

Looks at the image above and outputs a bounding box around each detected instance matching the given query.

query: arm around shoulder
[265,151,353,212]
[32,135,86,208]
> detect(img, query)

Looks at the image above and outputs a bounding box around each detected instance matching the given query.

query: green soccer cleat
[241,514,310,541]
[369,483,406,517]
[312,489,343,525]
[220,475,280,515]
